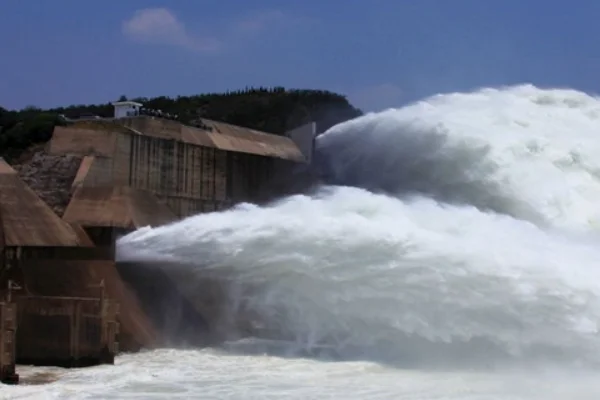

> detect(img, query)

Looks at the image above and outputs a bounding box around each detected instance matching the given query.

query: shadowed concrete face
[116,260,221,346]
[116,259,279,346]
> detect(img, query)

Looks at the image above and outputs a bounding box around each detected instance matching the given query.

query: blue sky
[2,0,600,112]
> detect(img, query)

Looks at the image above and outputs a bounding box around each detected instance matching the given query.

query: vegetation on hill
[0,87,362,160]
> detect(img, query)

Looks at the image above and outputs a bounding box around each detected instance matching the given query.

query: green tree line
[0,87,362,160]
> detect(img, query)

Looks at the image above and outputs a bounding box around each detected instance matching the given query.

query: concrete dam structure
[0,158,125,381]
[13,101,319,353]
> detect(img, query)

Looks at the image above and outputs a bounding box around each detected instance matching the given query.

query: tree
[0,86,363,160]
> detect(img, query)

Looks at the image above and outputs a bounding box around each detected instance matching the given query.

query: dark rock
[14,151,82,216]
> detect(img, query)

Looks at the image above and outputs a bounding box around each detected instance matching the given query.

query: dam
[4,85,600,398]
[0,100,319,380]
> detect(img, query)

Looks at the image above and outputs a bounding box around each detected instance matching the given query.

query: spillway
[12,84,600,399]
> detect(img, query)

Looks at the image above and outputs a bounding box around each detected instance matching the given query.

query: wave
[118,85,600,369]
[318,84,600,232]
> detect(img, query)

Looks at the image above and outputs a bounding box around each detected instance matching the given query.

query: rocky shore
[12,146,81,216]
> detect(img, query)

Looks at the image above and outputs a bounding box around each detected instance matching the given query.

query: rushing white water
[118,186,600,368]
[318,84,600,232]
[10,84,600,398]
[7,349,600,400]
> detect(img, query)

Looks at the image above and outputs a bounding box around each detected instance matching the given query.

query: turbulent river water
[8,84,600,399]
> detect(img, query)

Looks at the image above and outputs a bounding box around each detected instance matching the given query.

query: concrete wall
[113,132,276,217]
[284,122,317,164]
[16,296,118,367]
[51,119,301,218]
[79,157,114,188]
[49,127,118,157]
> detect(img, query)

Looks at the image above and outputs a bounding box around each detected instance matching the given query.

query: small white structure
[111,101,143,119]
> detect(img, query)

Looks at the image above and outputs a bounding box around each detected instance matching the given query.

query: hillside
[0,87,362,161]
